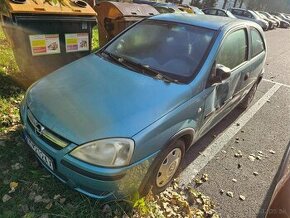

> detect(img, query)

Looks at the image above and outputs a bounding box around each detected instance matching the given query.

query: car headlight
[70,138,134,167]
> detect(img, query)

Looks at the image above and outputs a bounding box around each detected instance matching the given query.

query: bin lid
[95,1,159,19]
[5,0,96,16]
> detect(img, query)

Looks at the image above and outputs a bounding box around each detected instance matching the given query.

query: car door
[198,28,250,135]
[241,27,266,93]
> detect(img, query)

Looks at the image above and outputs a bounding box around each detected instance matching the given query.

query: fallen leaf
[45,202,53,210]
[201,174,209,182]
[9,181,18,193]
[248,155,255,161]
[53,194,61,200]
[195,178,203,186]
[59,198,66,204]
[239,195,246,201]
[226,191,233,198]
[34,195,42,203]
[269,150,276,154]
[2,194,12,202]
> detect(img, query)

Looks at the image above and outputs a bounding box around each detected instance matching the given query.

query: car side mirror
[215,64,231,82]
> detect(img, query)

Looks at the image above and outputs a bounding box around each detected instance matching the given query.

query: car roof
[149,13,247,30]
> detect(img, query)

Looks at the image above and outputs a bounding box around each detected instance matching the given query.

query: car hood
[27,54,191,145]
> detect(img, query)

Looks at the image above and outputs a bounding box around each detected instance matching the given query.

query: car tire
[140,139,185,195]
[239,82,258,110]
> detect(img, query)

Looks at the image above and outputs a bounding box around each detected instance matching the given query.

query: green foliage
[92,25,99,52]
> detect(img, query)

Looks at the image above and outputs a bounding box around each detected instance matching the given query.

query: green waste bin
[1,0,97,83]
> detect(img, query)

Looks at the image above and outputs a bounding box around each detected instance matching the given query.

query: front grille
[27,109,70,150]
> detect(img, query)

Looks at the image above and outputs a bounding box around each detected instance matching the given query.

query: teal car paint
[20,14,266,199]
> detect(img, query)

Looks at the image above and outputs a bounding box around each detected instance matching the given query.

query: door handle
[244,72,250,81]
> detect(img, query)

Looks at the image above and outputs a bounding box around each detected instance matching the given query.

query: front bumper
[20,102,157,200]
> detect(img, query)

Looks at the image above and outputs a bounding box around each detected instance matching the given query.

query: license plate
[25,134,54,171]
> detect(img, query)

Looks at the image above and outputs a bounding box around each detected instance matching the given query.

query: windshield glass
[104,20,215,82]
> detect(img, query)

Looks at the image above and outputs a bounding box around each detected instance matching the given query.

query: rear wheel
[140,139,185,195]
[239,83,258,109]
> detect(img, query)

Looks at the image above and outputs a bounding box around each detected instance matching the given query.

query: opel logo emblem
[35,123,45,136]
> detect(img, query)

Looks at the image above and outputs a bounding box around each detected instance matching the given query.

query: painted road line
[178,83,282,186]
[263,79,290,88]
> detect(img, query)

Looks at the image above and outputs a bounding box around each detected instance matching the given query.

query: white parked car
[230,8,269,30]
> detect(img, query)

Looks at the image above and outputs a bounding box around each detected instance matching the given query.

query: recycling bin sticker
[29,34,60,56]
[65,33,89,53]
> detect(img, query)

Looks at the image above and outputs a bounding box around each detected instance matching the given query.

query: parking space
[178,28,290,217]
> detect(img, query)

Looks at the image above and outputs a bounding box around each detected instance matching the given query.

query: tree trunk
[239,0,244,8]
[222,0,228,9]
[233,0,238,7]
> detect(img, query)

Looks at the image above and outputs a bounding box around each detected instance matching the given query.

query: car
[259,11,280,27]
[272,15,290,28]
[265,142,290,218]
[230,8,269,30]
[152,3,186,14]
[203,8,236,18]
[190,6,205,15]
[20,14,266,200]
[271,12,290,23]
[253,11,276,29]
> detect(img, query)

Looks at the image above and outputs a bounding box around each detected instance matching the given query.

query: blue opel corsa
[20,14,266,200]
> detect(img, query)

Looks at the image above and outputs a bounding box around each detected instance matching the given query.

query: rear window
[251,28,265,57]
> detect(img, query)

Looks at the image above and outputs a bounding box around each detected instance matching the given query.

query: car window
[232,9,243,16]
[251,28,265,57]
[105,20,215,82]
[205,9,217,15]
[243,11,253,18]
[217,10,227,17]
[217,29,248,69]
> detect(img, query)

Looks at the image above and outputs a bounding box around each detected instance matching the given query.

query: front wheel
[141,139,185,195]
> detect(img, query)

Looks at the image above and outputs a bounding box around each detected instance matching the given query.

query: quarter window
[251,28,265,57]
[217,29,248,69]
[217,10,227,17]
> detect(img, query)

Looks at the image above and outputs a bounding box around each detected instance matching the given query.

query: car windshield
[103,20,215,83]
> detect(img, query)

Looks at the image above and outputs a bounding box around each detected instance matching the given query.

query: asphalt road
[177,28,290,217]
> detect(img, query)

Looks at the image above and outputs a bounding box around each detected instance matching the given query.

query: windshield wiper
[100,51,135,71]
[120,58,179,83]
[100,51,179,83]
